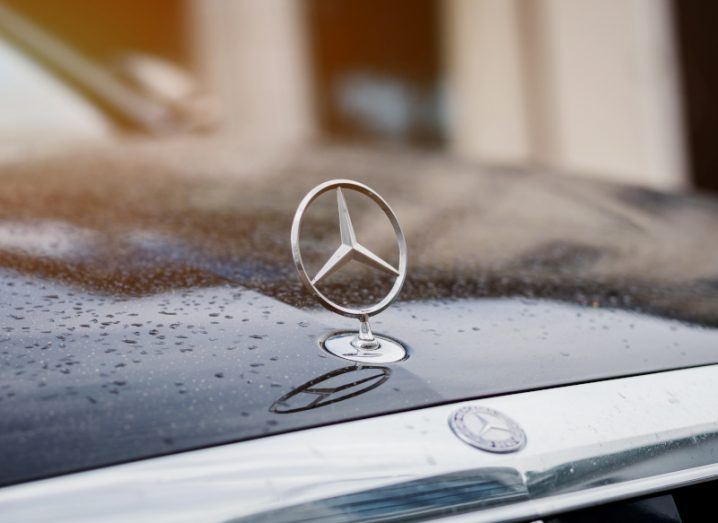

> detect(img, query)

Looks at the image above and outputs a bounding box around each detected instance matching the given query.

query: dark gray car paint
[1,144,717,486]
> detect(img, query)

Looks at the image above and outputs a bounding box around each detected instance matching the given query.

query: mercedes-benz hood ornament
[291,179,408,363]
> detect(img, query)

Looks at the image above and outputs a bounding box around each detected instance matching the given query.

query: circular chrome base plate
[321,332,408,363]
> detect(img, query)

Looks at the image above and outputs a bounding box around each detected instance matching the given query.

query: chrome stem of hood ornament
[291,179,408,362]
[353,315,378,350]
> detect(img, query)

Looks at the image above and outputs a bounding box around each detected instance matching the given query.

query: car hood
[1,141,718,486]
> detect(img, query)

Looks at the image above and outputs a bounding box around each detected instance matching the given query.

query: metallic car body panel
[1,364,718,522]
[2,273,718,487]
[1,145,718,485]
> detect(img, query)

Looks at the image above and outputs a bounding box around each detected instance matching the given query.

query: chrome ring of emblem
[449,406,527,454]
[290,179,408,319]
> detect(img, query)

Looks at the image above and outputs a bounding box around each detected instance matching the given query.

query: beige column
[444,0,531,165]
[188,0,316,145]
[535,0,685,188]
[445,0,686,189]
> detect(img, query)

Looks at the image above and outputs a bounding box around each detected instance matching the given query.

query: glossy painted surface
[2,365,718,522]
[1,143,718,486]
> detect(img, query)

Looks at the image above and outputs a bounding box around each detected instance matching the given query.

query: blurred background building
[0,0,716,192]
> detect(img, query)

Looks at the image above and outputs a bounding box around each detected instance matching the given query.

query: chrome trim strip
[2,365,718,522]
[434,463,718,523]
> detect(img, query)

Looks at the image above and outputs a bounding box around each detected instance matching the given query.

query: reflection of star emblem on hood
[312,188,399,285]
[269,365,391,414]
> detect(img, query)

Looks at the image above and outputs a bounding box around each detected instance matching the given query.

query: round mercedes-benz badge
[449,406,527,453]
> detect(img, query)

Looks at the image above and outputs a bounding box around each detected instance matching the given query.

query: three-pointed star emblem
[473,413,513,438]
[312,188,400,285]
